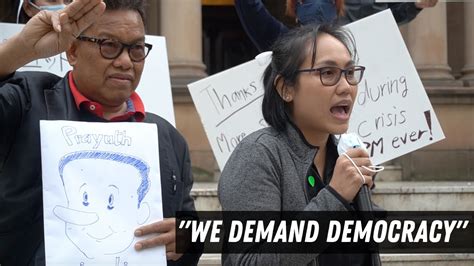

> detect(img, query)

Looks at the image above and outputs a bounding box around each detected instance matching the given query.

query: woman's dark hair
[104,0,147,24]
[261,23,357,132]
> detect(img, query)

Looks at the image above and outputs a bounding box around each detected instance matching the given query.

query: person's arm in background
[388,0,437,25]
[341,0,437,25]
[235,0,289,52]
[387,2,422,25]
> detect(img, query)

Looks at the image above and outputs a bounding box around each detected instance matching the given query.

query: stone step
[376,164,403,182]
[372,181,474,211]
[197,253,474,266]
[192,181,219,211]
[191,181,474,211]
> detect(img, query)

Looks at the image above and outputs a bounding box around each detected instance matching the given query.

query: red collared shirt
[68,72,145,122]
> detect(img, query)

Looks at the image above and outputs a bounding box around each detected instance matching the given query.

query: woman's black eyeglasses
[76,35,153,62]
[296,66,366,86]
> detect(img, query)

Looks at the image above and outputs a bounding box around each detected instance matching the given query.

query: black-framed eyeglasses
[76,35,153,62]
[296,66,366,86]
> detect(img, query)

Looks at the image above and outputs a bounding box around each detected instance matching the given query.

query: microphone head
[337,133,366,155]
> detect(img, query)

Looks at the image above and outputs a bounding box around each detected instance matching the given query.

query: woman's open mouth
[330,101,351,121]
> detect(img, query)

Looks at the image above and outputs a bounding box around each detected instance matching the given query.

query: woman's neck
[304,131,329,149]
[314,137,328,177]
[299,127,330,176]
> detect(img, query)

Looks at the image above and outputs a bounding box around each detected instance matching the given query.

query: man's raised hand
[18,0,106,60]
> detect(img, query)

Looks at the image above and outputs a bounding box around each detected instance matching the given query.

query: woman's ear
[274,74,294,102]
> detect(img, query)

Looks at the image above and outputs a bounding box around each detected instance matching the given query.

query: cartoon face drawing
[55,151,151,259]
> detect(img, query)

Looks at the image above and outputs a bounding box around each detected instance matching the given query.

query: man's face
[56,159,147,258]
[67,10,146,109]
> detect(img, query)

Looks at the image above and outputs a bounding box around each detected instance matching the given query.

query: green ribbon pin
[307,175,315,187]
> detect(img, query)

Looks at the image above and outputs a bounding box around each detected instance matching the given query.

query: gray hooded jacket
[218,124,359,265]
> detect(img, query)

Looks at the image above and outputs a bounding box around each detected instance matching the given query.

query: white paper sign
[0,22,175,126]
[345,10,444,165]
[188,10,444,169]
[187,55,270,170]
[40,121,165,265]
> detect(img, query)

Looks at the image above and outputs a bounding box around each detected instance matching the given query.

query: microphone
[355,183,373,212]
[336,133,374,211]
[337,133,381,266]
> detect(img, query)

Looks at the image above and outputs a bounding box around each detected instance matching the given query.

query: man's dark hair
[261,23,358,132]
[104,0,147,24]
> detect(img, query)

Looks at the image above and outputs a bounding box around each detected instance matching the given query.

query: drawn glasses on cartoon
[54,151,151,259]
[296,66,365,86]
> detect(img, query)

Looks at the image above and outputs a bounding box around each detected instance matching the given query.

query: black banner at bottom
[176,211,474,254]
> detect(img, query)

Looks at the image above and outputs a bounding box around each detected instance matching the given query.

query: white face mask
[29,0,66,12]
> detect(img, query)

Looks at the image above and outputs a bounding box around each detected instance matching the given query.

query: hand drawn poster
[40,121,166,265]
[0,22,175,126]
[188,10,445,169]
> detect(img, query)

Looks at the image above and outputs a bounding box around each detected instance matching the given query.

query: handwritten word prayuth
[61,126,132,149]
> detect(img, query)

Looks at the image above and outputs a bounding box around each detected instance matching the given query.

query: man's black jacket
[0,71,200,265]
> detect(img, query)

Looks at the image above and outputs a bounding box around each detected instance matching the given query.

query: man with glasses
[0,0,200,265]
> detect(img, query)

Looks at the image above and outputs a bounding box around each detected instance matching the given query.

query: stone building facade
[158,1,473,182]
[1,0,472,181]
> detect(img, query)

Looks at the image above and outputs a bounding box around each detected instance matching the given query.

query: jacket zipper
[172,170,177,195]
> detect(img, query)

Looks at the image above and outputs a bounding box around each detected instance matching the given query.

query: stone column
[461,3,474,81]
[160,0,207,88]
[405,3,454,80]
[160,0,216,180]
[144,0,160,35]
